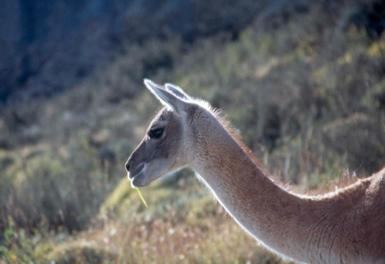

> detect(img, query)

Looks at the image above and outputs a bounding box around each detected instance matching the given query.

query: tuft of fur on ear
[144,79,187,113]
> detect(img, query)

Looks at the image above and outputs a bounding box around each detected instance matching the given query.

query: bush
[322,113,385,173]
[1,138,117,232]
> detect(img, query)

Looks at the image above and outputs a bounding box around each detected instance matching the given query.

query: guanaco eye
[148,127,164,139]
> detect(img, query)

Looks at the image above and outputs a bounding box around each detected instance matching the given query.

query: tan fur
[127,81,385,264]
[190,107,385,263]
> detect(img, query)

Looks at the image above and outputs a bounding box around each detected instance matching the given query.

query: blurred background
[0,0,384,263]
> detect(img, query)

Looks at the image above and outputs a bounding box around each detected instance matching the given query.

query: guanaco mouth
[128,162,145,179]
[128,163,147,187]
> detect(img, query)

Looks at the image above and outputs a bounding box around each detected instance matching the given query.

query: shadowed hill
[0,0,265,102]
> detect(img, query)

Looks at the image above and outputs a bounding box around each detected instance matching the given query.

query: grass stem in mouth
[135,187,148,208]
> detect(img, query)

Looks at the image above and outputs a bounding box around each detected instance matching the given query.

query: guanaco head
[125,79,201,187]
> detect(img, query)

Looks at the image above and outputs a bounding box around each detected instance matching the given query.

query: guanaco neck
[189,110,369,262]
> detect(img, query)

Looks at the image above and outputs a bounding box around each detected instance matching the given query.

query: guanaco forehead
[147,108,174,129]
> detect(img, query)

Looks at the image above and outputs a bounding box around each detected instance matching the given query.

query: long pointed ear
[144,79,187,112]
[164,83,191,100]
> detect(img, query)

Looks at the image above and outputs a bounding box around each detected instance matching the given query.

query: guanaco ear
[164,83,191,100]
[144,79,187,112]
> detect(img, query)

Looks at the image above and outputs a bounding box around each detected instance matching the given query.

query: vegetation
[0,1,384,263]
